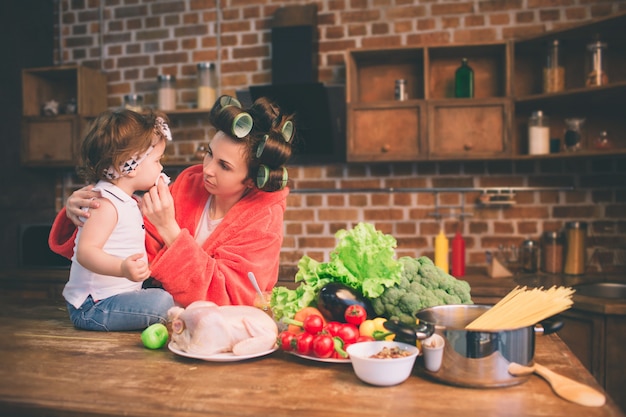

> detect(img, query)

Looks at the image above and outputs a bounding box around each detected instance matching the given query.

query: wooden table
[0,298,623,417]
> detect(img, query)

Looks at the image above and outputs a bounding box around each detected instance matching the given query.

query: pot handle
[383,319,435,345]
[534,317,564,335]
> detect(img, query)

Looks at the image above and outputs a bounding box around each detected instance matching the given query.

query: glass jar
[521,239,540,273]
[157,74,176,111]
[454,58,474,98]
[564,221,587,275]
[528,111,550,155]
[543,40,564,93]
[593,131,612,150]
[395,79,408,101]
[542,231,564,274]
[123,94,144,112]
[563,117,585,152]
[586,40,608,87]
[197,62,217,109]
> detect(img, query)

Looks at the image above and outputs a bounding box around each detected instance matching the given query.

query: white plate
[168,342,278,362]
[288,351,351,363]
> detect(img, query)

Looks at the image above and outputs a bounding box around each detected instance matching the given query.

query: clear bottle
[454,58,474,98]
[197,62,217,109]
[543,40,564,93]
[528,110,550,155]
[586,40,608,87]
[564,221,587,275]
[521,239,539,273]
[157,74,176,111]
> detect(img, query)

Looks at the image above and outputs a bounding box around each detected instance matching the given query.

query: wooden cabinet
[345,12,626,162]
[346,43,511,162]
[513,13,626,157]
[21,65,107,166]
[557,309,626,413]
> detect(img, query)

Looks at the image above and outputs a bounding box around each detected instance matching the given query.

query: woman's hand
[66,185,100,227]
[142,178,181,246]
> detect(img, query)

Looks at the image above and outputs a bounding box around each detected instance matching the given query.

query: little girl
[63,109,175,331]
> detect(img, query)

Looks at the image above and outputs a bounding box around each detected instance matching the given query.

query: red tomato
[278,331,297,351]
[296,332,315,355]
[312,334,335,358]
[302,314,325,335]
[335,323,360,345]
[324,321,343,336]
[344,305,367,326]
[288,307,326,334]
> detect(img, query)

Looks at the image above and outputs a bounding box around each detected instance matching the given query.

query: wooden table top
[0,298,623,417]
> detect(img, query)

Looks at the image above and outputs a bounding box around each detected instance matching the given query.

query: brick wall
[54,0,626,276]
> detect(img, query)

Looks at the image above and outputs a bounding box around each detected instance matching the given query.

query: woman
[50,96,294,307]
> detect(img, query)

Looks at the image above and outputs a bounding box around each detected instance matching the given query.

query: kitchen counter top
[0,298,623,417]
[462,273,626,315]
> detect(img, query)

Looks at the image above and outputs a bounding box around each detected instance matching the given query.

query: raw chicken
[168,301,278,356]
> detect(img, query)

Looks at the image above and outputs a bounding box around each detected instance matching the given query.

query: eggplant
[316,282,375,322]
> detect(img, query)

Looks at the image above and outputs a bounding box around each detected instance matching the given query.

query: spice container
[521,239,540,273]
[528,111,550,155]
[197,62,217,109]
[586,40,608,87]
[564,221,587,275]
[454,58,474,98]
[563,117,585,152]
[395,79,407,101]
[123,94,144,112]
[543,40,564,93]
[157,74,176,111]
[542,231,564,274]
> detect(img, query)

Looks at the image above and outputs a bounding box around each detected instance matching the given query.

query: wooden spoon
[508,362,606,407]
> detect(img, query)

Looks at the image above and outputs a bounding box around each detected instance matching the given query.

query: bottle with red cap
[451,231,465,277]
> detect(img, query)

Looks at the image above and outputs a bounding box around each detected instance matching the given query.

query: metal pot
[415,304,562,388]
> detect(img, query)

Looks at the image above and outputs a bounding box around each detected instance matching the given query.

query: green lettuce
[271,223,403,321]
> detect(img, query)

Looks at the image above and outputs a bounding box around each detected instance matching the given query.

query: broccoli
[370,256,473,325]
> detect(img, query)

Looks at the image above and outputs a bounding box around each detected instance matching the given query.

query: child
[63,109,175,331]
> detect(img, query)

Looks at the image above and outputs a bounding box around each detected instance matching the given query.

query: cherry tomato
[302,314,325,335]
[324,321,343,336]
[296,332,315,355]
[312,334,335,358]
[278,331,297,351]
[288,307,326,334]
[335,323,360,345]
[344,304,367,326]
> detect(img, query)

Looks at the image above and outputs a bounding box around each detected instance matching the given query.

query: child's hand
[121,253,151,282]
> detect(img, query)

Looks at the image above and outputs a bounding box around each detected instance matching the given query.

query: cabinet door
[21,116,82,166]
[427,99,511,159]
[347,103,426,162]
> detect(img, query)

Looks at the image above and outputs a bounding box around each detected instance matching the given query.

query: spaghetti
[465,285,575,330]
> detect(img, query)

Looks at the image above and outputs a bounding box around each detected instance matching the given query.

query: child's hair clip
[281,120,294,143]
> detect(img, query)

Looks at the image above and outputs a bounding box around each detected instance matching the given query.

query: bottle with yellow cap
[434,228,449,273]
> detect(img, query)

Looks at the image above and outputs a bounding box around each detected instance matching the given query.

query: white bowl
[346,341,419,386]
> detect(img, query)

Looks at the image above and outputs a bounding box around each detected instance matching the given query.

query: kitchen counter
[462,273,626,315]
[0,298,623,417]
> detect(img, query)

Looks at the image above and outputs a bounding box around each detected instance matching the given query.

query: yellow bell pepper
[359,317,395,341]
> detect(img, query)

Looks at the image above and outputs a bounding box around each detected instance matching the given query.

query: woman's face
[203,131,253,198]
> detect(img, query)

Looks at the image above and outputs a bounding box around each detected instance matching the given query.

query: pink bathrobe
[49,164,288,307]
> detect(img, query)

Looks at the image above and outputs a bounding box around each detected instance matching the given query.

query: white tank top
[63,181,145,308]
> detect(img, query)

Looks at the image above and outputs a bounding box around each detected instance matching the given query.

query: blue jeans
[66,289,174,331]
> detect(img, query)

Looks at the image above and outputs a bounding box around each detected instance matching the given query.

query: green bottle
[455,58,474,98]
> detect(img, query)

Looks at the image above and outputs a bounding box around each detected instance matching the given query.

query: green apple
[141,323,169,349]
